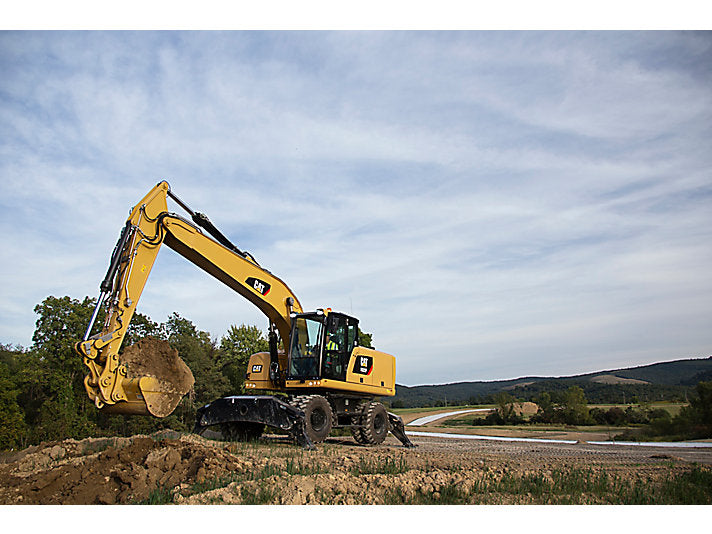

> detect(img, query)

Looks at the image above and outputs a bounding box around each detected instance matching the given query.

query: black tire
[220,422,264,442]
[362,402,390,445]
[294,395,333,443]
[351,426,368,444]
[350,400,370,444]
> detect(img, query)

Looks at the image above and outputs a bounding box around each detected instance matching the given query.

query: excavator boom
[76,181,302,416]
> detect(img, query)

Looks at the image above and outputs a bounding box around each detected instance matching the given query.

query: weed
[82,437,119,455]
[285,456,324,476]
[384,483,470,505]
[187,473,242,496]
[134,485,174,505]
[240,482,276,504]
[351,455,408,475]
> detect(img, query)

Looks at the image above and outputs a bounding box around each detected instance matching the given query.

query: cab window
[323,315,347,380]
[288,316,322,379]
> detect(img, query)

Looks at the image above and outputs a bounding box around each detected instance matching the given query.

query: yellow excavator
[75,181,413,449]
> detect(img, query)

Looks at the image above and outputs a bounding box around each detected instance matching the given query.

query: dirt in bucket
[120,336,195,417]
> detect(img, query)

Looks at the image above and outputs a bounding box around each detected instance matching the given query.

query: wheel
[293,395,333,443]
[351,426,368,444]
[361,402,390,445]
[220,422,264,442]
[350,400,370,444]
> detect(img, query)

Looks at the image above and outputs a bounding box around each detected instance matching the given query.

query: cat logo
[245,277,271,296]
[252,364,263,373]
[352,355,373,375]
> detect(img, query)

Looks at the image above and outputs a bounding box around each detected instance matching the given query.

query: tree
[218,324,269,393]
[562,386,592,425]
[124,311,166,345]
[32,296,101,386]
[688,381,712,426]
[26,296,107,442]
[0,353,27,449]
[673,380,712,438]
[165,312,230,417]
[492,391,524,424]
[534,391,553,416]
[358,330,374,349]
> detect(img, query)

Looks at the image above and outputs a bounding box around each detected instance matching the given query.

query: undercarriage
[194,393,415,449]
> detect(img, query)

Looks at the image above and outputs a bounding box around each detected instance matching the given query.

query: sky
[1,30,711,386]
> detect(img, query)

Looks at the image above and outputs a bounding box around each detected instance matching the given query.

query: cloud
[1,31,711,385]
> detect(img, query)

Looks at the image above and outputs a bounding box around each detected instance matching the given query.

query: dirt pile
[511,402,539,416]
[0,432,241,504]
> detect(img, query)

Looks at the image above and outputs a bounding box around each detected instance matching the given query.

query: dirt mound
[511,402,539,416]
[0,432,241,504]
[497,402,539,417]
[120,336,194,417]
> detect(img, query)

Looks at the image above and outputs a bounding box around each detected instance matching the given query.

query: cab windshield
[288,315,323,379]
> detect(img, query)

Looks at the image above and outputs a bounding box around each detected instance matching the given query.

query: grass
[136,485,174,505]
[81,437,122,455]
[350,455,409,476]
[383,466,712,505]
[240,482,277,504]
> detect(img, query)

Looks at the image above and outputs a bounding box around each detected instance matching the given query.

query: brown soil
[0,432,242,504]
[509,402,539,416]
[122,336,194,392]
[1,428,710,505]
[120,336,194,417]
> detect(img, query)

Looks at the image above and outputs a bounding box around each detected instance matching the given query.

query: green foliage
[528,386,593,426]
[688,380,712,426]
[218,324,269,392]
[165,312,230,407]
[124,311,166,345]
[0,357,27,449]
[535,391,552,413]
[358,330,374,349]
[562,386,592,425]
[486,392,524,425]
[32,296,99,385]
[621,381,712,441]
[0,295,279,450]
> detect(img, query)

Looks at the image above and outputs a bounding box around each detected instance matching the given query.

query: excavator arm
[76,181,303,417]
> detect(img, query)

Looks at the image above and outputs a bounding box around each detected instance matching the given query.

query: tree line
[474,384,712,440]
[0,295,272,450]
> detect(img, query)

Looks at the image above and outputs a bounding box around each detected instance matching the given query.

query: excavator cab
[287,310,358,382]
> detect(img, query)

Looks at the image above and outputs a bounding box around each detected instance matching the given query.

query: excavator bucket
[101,337,194,418]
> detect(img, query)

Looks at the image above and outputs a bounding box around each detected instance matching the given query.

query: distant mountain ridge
[392,356,712,408]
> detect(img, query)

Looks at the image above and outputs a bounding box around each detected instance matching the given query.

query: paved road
[403,408,712,451]
[407,408,491,426]
[405,430,712,448]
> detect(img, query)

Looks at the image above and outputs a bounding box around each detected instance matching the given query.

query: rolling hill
[391,356,712,408]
